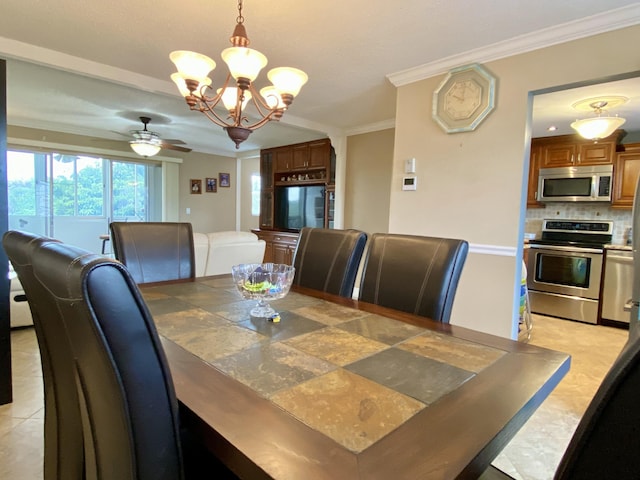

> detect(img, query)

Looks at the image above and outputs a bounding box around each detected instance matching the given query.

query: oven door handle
[529,244,603,254]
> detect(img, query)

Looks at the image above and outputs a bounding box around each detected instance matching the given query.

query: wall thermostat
[402,176,417,191]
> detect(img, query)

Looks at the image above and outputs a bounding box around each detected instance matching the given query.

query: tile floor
[0,314,630,480]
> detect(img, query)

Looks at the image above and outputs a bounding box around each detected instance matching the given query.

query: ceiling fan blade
[110,130,131,138]
[162,138,187,145]
[161,142,192,153]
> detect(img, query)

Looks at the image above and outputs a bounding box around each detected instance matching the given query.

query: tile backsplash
[525,203,632,244]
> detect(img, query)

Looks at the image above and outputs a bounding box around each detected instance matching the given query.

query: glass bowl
[231,263,296,318]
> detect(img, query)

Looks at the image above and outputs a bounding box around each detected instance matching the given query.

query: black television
[275,185,325,231]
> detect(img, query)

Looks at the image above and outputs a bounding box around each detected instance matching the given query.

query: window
[52,154,105,216]
[7,149,161,253]
[251,173,261,216]
[112,161,149,221]
[7,151,39,216]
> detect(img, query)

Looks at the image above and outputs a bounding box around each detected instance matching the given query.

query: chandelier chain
[236,0,244,25]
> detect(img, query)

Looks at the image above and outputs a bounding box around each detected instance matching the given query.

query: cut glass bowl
[231,263,295,318]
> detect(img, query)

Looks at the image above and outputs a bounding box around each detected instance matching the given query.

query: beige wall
[8,125,241,234]
[178,152,237,233]
[392,24,640,338]
[345,129,394,234]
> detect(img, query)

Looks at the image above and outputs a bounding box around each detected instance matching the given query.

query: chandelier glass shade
[570,101,626,140]
[169,0,308,148]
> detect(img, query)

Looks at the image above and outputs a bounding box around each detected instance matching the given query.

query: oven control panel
[543,220,613,234]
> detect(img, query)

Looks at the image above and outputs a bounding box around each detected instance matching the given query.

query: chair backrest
[110,222,195,284]
[358,233,468,323]
[25,235,185,480]
[2,230,84,480]
[553,333,640,479]
[292,227,368,298]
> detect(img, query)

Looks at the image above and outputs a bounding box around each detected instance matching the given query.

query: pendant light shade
[571,116,626,140]
[570,100,626,140]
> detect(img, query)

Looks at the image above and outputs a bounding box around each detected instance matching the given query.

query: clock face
[432,64,496,133]
[444,79,482,120]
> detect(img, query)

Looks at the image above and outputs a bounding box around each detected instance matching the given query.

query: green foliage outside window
[8,151,149,221]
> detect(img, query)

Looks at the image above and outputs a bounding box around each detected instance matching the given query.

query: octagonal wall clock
[432,63,497,134]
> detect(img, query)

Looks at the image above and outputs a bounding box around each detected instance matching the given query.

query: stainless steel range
[527,219,613,324]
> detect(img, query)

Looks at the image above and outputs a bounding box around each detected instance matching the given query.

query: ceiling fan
[128,116,192,157]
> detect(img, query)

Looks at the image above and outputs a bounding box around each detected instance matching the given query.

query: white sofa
[193,231,266,277]
[8,231,265,327]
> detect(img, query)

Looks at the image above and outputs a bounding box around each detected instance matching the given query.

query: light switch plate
[405,158,416,174]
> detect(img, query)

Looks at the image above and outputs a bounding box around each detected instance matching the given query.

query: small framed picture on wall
[190,179,202,194]
[206,177,217,193]
[219,173,230,188]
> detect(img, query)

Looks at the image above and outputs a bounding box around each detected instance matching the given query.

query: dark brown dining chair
[2,231,84,480]
[7,232,235,480]
[109,221,195,284]
[358,233,468,323]
[482,330,640,480]
[292,227,368,298]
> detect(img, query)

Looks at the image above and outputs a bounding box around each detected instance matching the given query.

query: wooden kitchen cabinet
[611,143,640,209]
[252,229,299,265]
[579,141,618,165]
[537,130,624,168]
[540,140,577,167]
[527,138,543,207]
[527,130,625,208]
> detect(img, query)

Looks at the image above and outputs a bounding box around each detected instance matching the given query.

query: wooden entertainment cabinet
[253,137,335,264]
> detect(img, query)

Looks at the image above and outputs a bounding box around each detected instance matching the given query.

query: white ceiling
[1,0,640,157]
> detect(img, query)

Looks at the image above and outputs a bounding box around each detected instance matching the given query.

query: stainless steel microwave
[537,164,613,202]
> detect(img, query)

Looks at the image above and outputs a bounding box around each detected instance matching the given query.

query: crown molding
[387,4,640,87]
[346,118,396,137]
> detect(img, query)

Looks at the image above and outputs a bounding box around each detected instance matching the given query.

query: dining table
[140,275,570,480]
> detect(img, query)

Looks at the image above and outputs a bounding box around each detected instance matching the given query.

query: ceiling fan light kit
[129,116,162,157]
[169,0,308,148]
[570,99,627,140]
[128,116,192,157]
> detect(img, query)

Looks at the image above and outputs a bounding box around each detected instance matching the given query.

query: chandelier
[170,0,308,149]
[570,100,626,141]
